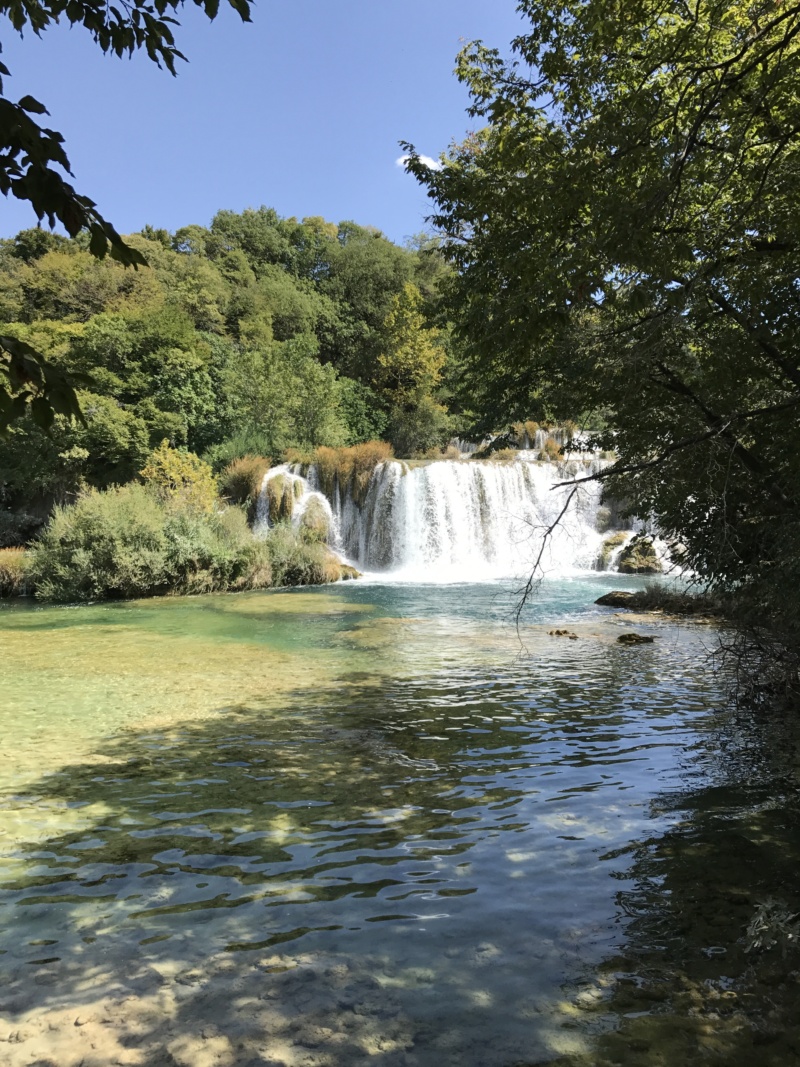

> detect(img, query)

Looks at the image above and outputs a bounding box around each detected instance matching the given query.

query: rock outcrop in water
[617,534,663,574]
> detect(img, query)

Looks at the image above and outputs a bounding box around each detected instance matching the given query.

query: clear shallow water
[0,578,798,1067]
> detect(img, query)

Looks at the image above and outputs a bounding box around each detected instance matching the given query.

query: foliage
[376,283,444,404]
[386,394,452,458]
[139,440,218,513]
[337,378,388,444]
[0,0,254,429]
[28,484,172,600]
[0,210,456,533]
[26,488,277,606]
[25,483,351,601]
[405,0,800,655]
[266,523,343,587]
[298,497,331,544]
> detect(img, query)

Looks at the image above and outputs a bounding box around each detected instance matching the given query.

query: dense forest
[0,209,461,546]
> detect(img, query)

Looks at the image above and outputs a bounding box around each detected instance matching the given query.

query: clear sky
[2,1,525,245]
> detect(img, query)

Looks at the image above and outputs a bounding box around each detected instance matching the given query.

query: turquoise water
[0,578,796,1067]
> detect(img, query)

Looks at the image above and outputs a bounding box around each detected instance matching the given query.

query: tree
[404,0,800,647]
[376,282,450,455]
[0,0,252,429]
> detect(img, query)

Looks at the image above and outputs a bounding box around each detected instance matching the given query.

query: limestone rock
[617,535,663,574]
[595,590,639,607]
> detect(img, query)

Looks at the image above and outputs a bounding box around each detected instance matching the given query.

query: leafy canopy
[0,0,252,428]
[404,0,800,640]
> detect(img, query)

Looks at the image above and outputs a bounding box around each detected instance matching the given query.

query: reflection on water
[0,579,798,1066]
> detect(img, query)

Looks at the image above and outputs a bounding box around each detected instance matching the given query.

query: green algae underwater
[1,577,799,1067]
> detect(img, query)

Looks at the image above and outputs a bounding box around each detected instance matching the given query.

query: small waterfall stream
[257,456,629,581]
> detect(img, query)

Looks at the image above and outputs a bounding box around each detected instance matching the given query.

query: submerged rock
[548,629,579,640]
[617,633,656,645]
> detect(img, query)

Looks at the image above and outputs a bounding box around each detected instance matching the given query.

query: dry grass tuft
[309,441,394,507]
[0,547,29,596]
[219,455,271,505]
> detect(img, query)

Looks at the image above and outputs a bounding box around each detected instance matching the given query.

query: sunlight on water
[0,579,798,1067]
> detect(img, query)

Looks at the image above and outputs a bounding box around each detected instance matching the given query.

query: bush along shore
[3,443,358,603]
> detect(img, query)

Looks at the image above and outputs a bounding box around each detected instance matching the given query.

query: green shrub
[387,395,451,457]
[27,486,274,601]
[266,523,343,586]
[161,504,273,595]
[26,484,354,602]
[203,430,276,473]
[28,485,171,601]
[0,548,29,596]
[140,439,218,513]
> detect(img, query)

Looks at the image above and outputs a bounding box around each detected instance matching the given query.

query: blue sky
[2,1,524,245]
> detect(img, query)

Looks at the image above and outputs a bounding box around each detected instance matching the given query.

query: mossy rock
[299,497,330,544]
[617,535,662,574]
[340,564,361,581]
[596,590,639,608]
[266,476,295,524]
[596,531,630,570]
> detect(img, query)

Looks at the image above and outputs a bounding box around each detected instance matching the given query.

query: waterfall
[253,456,628,581]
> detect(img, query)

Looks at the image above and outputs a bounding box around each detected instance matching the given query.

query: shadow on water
[537,705,800,1067]
[1,655,799,1065]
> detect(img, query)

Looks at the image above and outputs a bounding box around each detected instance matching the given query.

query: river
[1,576,799,1066]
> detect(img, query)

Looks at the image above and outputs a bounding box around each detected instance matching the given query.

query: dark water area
[1,578,799,1066]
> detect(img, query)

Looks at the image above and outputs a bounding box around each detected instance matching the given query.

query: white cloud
[396,154,443,171]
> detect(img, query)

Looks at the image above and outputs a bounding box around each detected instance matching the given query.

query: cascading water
[257,456,629,581]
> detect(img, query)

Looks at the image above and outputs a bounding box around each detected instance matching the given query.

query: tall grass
[219,455,271,523]
[291,441,393,507]
[0,548,29,596]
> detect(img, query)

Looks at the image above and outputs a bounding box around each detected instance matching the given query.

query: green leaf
[30,395,55,430]
[17,95,48,115]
